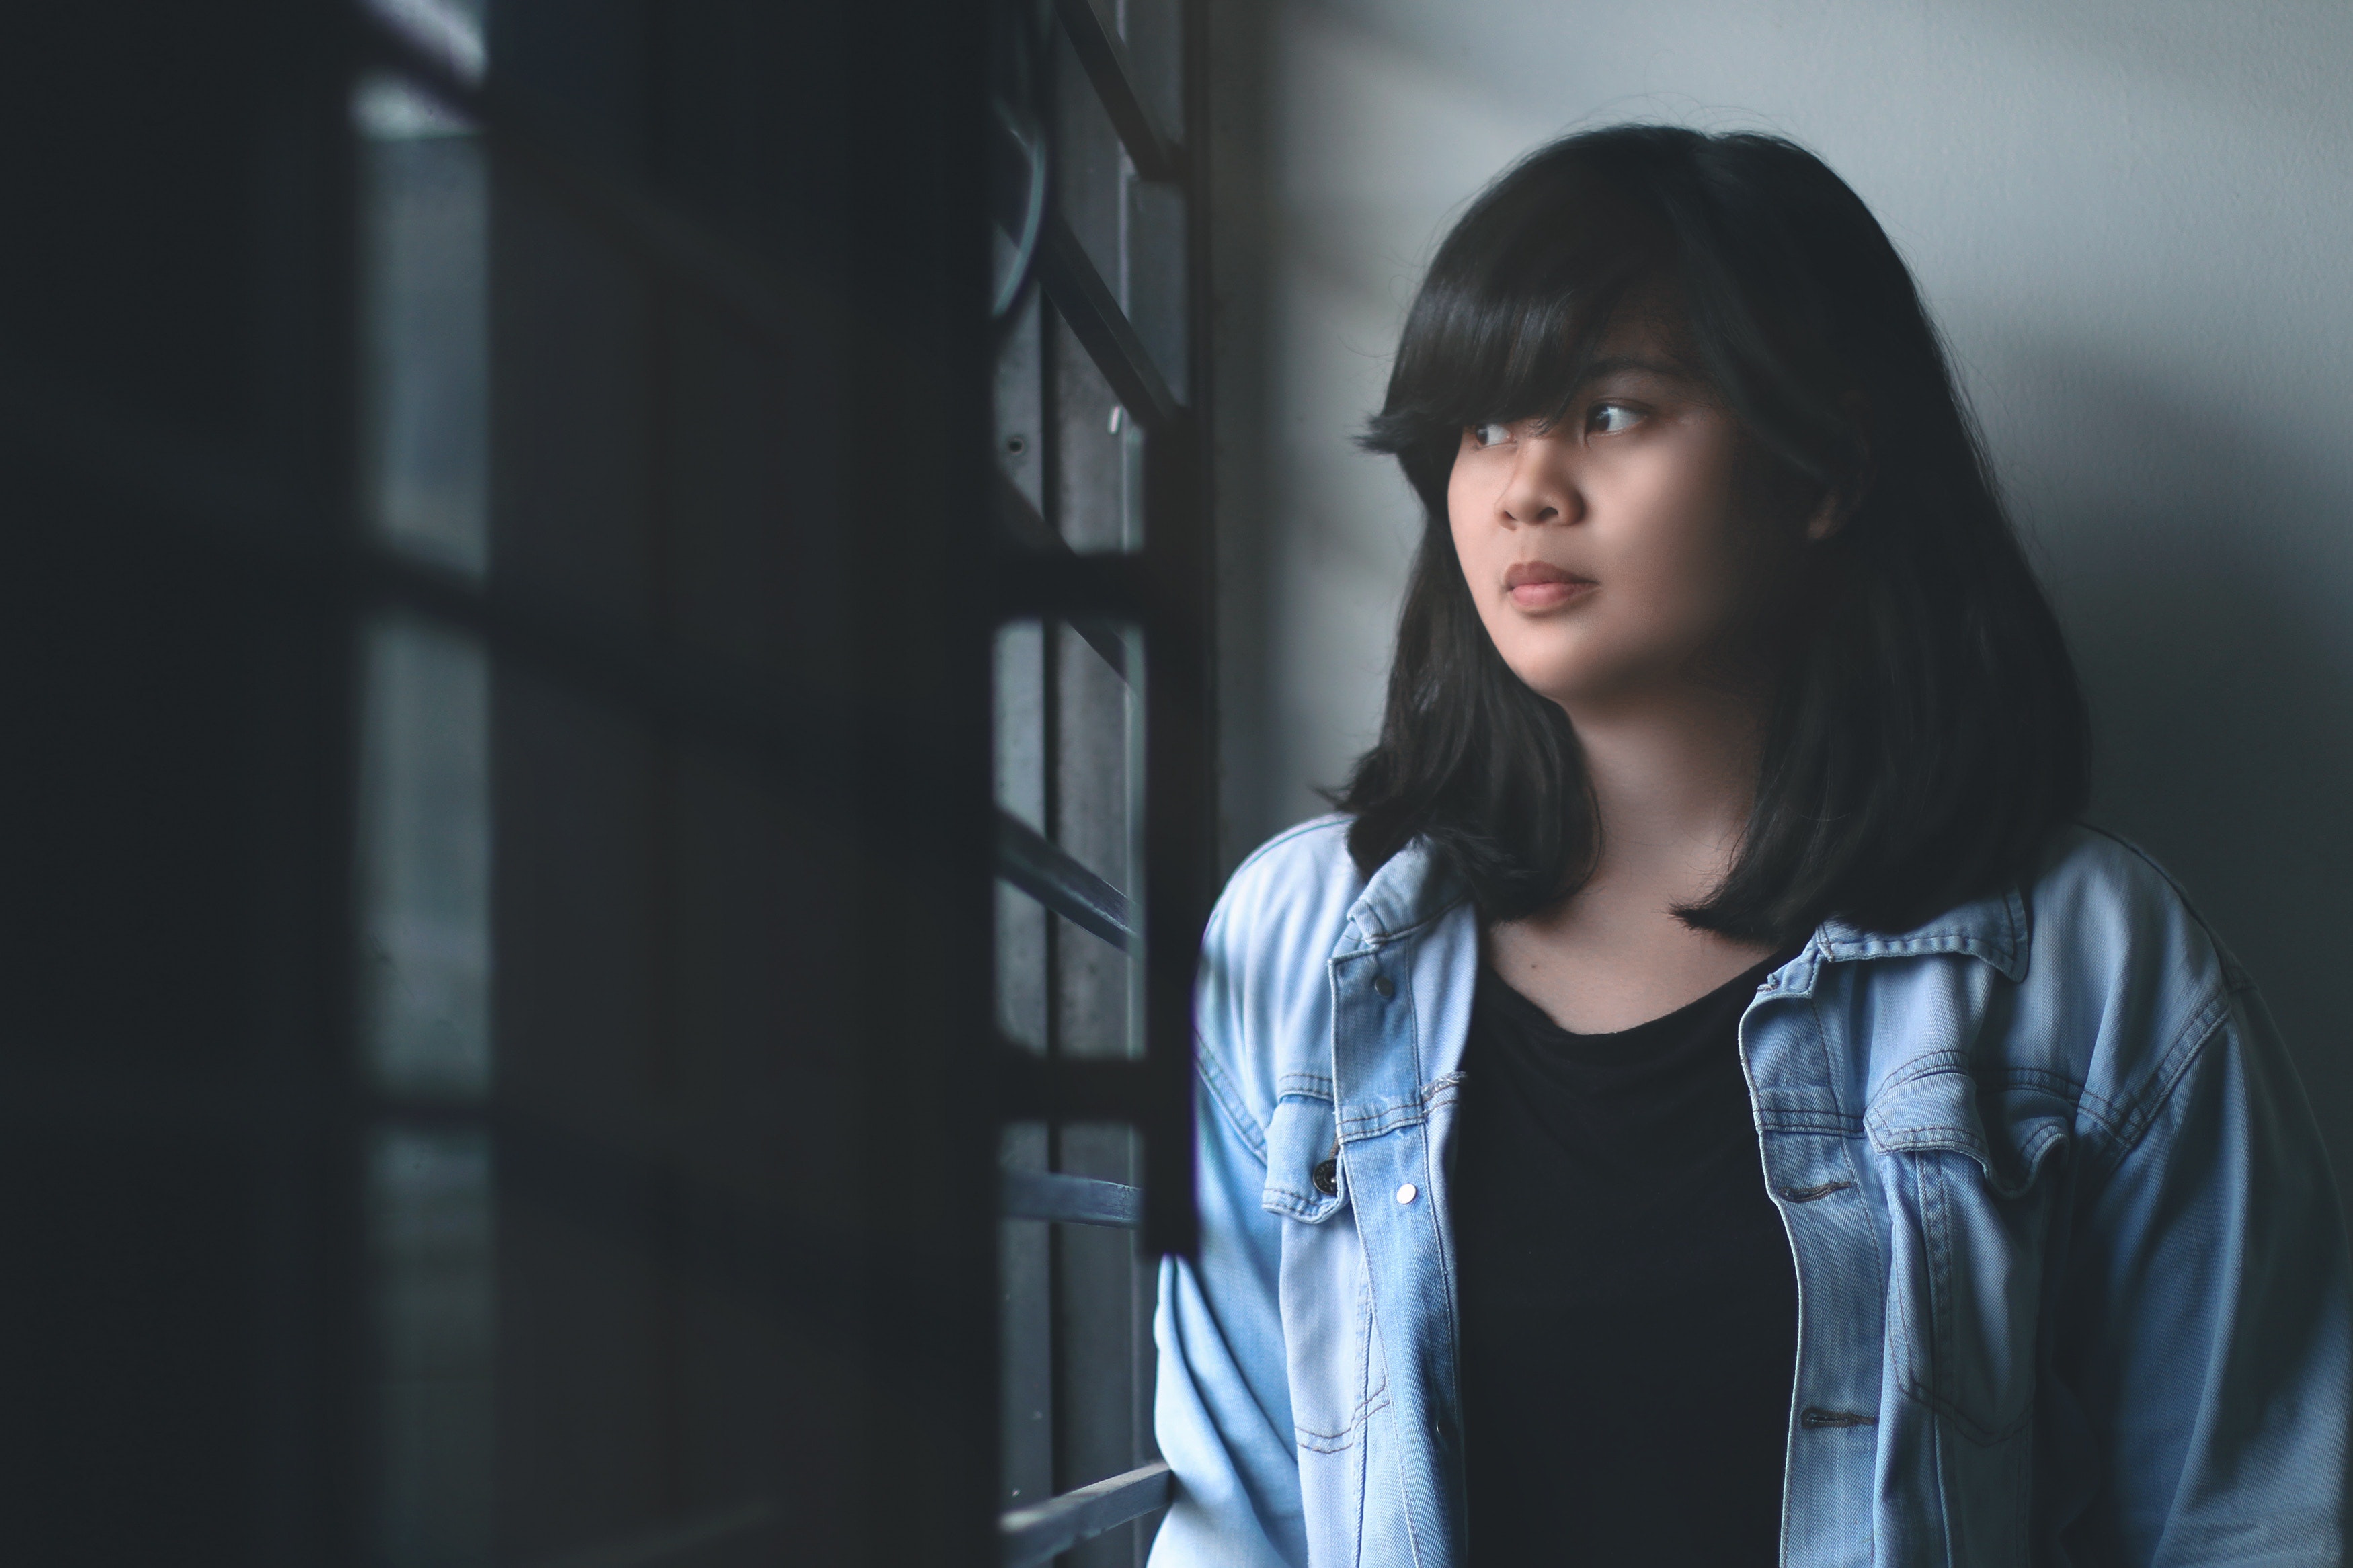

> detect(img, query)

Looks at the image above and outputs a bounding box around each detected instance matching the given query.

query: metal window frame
[990,0,1212,1254]
[988,0,1216,1555]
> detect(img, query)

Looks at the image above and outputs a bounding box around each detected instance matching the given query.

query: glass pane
[1123,179,1187,407]
[998,620,1051,1053]
[1053,1122,1160,1568]
[355,19,495,1560]
[1000,1122,1055,1514]
[1054,26,1127,327]
[357,614,491,1099]
[368,1125,495,1567]
[356,609,494,1568]
[355,68,487,578]
[997,288,1048,534]
[1055,620,1143,1061]
[1116,0,1183,145]
[1053,302,1144,555]
[994,616,1142,1056]
[1050,22,1189,425]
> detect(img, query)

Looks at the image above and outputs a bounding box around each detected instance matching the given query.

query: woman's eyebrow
[1579,353,1693,383]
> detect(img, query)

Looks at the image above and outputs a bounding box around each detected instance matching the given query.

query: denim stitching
[1195,1033,1267,1161]
[1336,1098,1435,1139]
[1348,888,1474,952]
[1894,1148,2048,1445]
[1296,1393,1391,1454]
[1757,1108,1865,1136]
[2092,990,2233,1170]
[1796,983,1851,1130]
[1923,1152,1956,1422]
[1350,1390,1371,1568]
[1874,1049,1977,1093]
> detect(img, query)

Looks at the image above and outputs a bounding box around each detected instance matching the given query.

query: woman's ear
[1806,398,1872,542]
[1804,481,1856,542]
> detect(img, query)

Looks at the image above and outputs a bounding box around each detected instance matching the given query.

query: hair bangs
[1361,161,1671,493]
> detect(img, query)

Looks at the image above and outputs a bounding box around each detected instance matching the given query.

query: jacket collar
[1812,884,2032,983]
[1339,837,1462,950]
[1342,836,2033,983]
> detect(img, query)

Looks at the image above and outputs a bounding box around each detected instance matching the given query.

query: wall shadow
[1995,342,2353,1202]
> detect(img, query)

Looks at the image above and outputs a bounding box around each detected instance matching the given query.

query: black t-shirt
[1451,950,1800,1566]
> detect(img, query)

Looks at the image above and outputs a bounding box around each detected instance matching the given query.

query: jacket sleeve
[1148,1027,1308,1565]
[2063,979,2352,1564]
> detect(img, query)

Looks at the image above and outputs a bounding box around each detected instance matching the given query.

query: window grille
[989,0,1215,1563]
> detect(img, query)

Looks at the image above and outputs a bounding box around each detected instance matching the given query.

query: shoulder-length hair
[1338,124,2087,944]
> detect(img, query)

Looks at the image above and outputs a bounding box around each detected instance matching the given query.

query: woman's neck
[1567,677,1767,909]
[1485,676,1775,1034]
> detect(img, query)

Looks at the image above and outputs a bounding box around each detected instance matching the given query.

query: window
[3,0,1205,1560]
[989,0,1214,1563]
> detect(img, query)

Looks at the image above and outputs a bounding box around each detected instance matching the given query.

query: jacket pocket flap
[1262,1095,1347,1223]
[1866,1059,2068,1198]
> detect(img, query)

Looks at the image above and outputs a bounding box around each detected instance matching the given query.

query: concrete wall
[1207,1,2353,1180]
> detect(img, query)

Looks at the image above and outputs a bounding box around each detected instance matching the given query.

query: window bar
[1050,0,1183,183]
[1138,0,1222,1264]
[1000,1169,1144,1229]
[996,1042,1153,1123]
[992,470,1131,684]
[999,1461,1175,1568]
[994,550,1151,629]
[1035,212,1182,431]
[1138,416,1212,1259]
[996,808,1138,952]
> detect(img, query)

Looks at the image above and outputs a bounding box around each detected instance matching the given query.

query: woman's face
[1446,313,1825,714]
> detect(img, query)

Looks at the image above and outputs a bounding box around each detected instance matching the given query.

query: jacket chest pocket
[1261,1094,1383,1453]
[1868,1065,2070,1446]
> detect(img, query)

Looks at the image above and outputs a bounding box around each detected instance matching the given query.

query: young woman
[1150,126,2350,1567]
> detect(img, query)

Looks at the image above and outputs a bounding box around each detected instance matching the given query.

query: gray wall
[1209,1,2353,1182]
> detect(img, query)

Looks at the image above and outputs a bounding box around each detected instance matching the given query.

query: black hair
[1338,124,2088,944]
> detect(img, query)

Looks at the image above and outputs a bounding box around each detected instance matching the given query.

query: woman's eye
[1471,421,1513,447]
[1588,402,1642,436]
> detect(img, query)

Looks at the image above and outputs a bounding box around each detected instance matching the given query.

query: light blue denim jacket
[1150,817,2350,1567]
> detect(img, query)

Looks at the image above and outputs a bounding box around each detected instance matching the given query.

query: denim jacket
[1150,817,2350,1567]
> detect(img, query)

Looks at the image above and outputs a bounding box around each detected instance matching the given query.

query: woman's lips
[1503,561,1596,610]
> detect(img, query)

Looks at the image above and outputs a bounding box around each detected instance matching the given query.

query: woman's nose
[1498,439,1577,527]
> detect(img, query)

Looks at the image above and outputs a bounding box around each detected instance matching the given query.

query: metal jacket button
[1371,973,1395,999]
[1311,1158,1339,1196]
